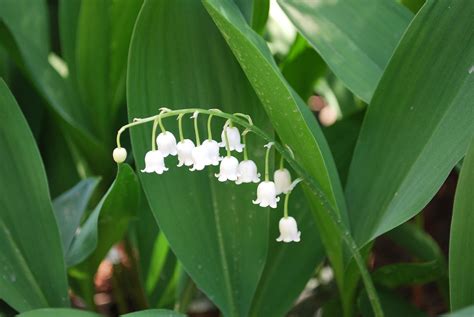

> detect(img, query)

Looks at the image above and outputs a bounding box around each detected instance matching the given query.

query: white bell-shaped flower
[274,168,292,195]
[156,131,177,157]
[190,145,207,171]
[276,216,301,243]
[253,181,280,208]
[176,139,195,167]
[235,160,260,184]
[141,150,168,174]
[113,147,127,163]
[219,126,244,152]
[215,156,239,182]
[202,139,222,166]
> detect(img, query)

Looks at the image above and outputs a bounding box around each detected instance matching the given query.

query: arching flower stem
[151,117,159,151]
[192,112,201,146]
[264,142,274,181]
[114,107,385,316]
[242,130,249,161]
[223,120,232,157]
[177,114,184,142]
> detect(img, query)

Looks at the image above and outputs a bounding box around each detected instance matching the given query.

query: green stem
[158,113,166,132]
[283,190,291,218]
[115,108,385,317]
[242,132,248,161]
[178,114,184,141]
[224,120,231,157]
[279,153,284,170]
[193,112,201,146]
[152,117,159,151]
[207,114,214,140]
[264,142,272,181]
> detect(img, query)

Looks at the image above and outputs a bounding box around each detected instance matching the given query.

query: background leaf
[278,0,412,102]
[53,178,100,253]
[0,79,68,311]
[450,139,474,310]
[121,309,186,317]
[345,0,474,246]
[67,164,139,268]
[18,309,101,317]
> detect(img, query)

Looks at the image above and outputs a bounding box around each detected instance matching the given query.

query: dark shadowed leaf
[450,140,474,310]
[0,79,68,311]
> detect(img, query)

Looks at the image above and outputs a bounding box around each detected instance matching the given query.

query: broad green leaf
[249,187,324,317]
[0,79,68,311]
[127,1,270,316]
[0,0,111,176]
[450,140,474,310]
[76,0,143,139]
[53,178,100,253]
[18,309,101,317]
[358,288,427,317]
[67,164,139,268]
[121,309,186,317]
[278,0,412,103]
[372,261,443,289]
[250,0,269,34]
[202,0,350,311]
[345,0,474,246]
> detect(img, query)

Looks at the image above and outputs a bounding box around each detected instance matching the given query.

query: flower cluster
[113,108,302,243]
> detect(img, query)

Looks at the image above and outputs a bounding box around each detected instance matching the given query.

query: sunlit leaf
[345,0,474,246]
[278,0,412,102]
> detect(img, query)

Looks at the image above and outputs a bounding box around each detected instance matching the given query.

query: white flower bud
[190,145,207,171]
[202,139,222,166]
[318,106,338,127]
[113,147,127,163]
[219,126,244,152]
[252,181,280,208]
[274,168,292,195]
[156,131,178,157]
[235,160,260,184]
[215,156,239,182]
[141,150,168,174]
[276,216,301,243]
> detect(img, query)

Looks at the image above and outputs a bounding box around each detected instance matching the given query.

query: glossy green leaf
[450,140,474,310]
[0,79,68,311]
[127,1,270,316]
[67,164,139,267]
[203,0,350,310]
[53,178,100,254]
[345,0,474,246]
[250,0,269,34]
[121,309,186,317]
[373,261,443,289]
[18,309,101,317]
[278,0,412,103]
